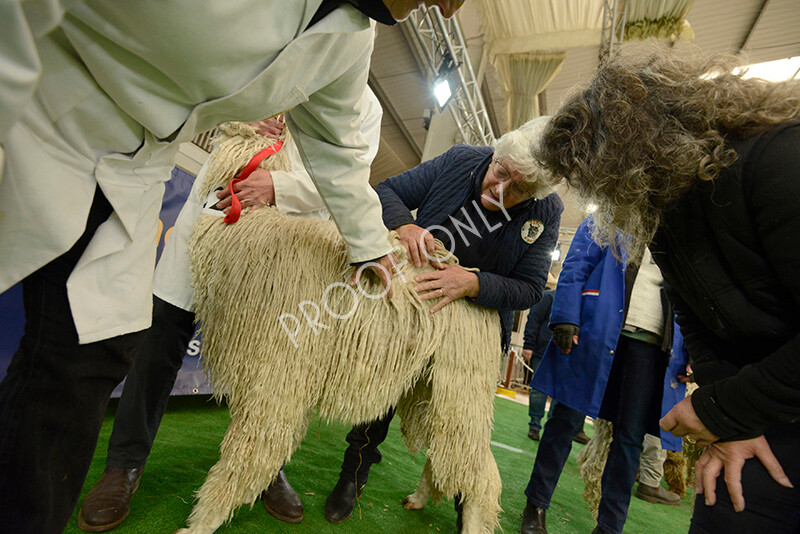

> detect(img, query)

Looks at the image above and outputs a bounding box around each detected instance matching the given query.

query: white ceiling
[367,0,800,236]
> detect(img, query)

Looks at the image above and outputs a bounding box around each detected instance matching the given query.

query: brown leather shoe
[635,482,682,505]
[262,468,303,523]
[573,430,590,445]
[78,467,143,532]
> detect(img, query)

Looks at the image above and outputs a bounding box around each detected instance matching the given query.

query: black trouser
[339,408,396,487]
[689,421,800,534]
[340,408,464,522]
[106,296,194,469]
[0,189,142,534]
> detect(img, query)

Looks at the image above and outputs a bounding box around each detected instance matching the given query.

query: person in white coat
[0,1,464,532]
[78,89,383,532]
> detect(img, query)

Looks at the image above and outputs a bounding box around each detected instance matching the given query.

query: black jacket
[523,290,554,358]
[650,123,800,441]
[376,144,563,350]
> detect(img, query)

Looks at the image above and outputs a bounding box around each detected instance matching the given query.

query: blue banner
[0,167,213,397]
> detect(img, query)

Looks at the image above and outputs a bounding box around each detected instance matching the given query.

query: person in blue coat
[324,116,564,525]
[522,282,592,444]
[519,216,685,534]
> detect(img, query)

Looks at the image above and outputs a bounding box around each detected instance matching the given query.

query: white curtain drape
[475,0,605,55]
[493,52,566,130]
[624,0,695,41]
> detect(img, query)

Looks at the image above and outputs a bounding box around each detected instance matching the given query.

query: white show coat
[0,1,392,343]
[155,87,382,311]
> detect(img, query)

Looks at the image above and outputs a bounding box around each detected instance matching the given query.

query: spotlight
[433,78,453,109]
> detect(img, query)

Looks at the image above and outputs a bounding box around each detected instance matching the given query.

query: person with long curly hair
[536,44,800,534]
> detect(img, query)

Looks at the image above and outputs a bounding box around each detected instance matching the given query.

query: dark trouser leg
[528,356,547,432]
[524,402,586,508]
[0,189,142,534]
[106,296,195,469]
[597,336,665,534]
[689,422,800,534]
[528,388,548,432]
[339,408,396,488]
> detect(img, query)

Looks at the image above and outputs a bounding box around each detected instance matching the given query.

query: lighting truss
[405,6,496,146]
[599,0,628,63]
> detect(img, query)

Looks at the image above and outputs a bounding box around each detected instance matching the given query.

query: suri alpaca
[664,449,688,498]
[577,418,613,519]
[578,419,691,513]
[175,123,503,534]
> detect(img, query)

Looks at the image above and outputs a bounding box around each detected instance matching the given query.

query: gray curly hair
[538,43,800,262]
[494,115,558,199]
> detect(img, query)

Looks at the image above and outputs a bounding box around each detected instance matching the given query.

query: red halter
[223,140,284,224]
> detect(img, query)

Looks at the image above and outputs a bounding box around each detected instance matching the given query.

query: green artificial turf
[65,394,693,533]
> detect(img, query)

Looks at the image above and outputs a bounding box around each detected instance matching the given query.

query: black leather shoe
[262,468,303,523]
[528,428,541,441]
[78,467,143,532]
[520,502,547,534]
[325,478,363,524]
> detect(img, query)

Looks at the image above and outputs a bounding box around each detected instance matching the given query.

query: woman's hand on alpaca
[414,263,479,313]
[396,223,436,267]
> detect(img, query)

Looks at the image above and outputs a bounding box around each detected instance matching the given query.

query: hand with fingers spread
[413,261,479,314]
[215,168,275,215]
[349,252,398,298]
[551,323,580,354]
[695,436,793,512]
[659,396,719,447]
[396,223,436,267]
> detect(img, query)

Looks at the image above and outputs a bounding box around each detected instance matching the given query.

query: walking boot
[78,467,143,532]
[635,482,682,505]
[520,501,547,534]
[262,468,304,523]
[324,477,363,524]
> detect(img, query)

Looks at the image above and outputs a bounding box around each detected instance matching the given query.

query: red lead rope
[223,140,284,224]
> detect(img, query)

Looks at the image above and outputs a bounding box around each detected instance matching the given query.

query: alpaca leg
[425,352,502,533]
[403,457,443,510]
[177,405,311,534]
[456,456,501,534]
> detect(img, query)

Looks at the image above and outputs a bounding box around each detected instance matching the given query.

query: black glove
[552,323,580,354]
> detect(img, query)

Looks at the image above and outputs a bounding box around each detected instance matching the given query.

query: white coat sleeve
[271,137,328,216]
[274,86,383,218]
[359,86,383,165]
[0,0,72,143]
[284,47,391,264]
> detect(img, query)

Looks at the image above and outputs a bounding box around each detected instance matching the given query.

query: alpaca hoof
[402,494,426,510]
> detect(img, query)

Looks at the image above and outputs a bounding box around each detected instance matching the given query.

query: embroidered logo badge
[521,219,544,244]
